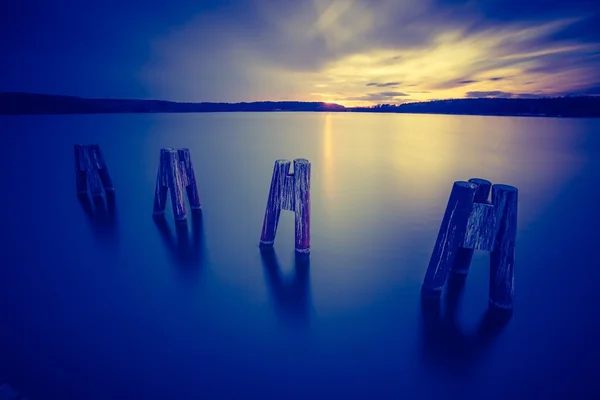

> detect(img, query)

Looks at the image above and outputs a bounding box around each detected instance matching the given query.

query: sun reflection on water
[322,113,334,201]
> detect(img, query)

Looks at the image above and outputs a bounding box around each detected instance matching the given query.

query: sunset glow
[139,0,600,106]
[3,0,599,104]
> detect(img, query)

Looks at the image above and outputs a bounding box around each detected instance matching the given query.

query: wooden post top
[453,180,478,190]
[454,180,518,195]
[493,184,518,193]
[274,158,310,164]
[469,178,492,186]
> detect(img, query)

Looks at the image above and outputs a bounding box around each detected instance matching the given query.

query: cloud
[379,91,409,97]
[432,78,479,89]
[141,0,600,105]
[343,91,410,102]
[466,91,514,98]
[366,81,401,87]
[465,91,543,99]
[2,0,598,102]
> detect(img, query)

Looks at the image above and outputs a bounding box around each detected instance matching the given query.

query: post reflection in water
[260,249,312,327]
[153,211,205,282]
[77,191,118,243]
[420,274,512,373]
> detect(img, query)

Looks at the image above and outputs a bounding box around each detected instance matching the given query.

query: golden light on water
[388,116,462,196]
[316,112,464,218]
[322,113,334,200]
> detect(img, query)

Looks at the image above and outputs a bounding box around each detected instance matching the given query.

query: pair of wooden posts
[74,146,517,310]
[151,151,310,252]
[151,150,310,253]
[152,148,202,221]
[421,178,517,310]
[74,144,114,198]
[259,159,311,255]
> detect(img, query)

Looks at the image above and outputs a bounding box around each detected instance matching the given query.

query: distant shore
[1,91,599,118]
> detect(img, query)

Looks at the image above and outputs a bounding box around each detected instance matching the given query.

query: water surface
[1,112,599,399]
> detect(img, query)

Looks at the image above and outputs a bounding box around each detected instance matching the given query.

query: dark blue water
[1,113,599,399]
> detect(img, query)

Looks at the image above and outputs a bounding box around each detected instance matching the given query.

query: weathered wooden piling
[490,184,518,310]
[294,159,311,254]
[153,148,202,221]
[421,181,477,297]
[85,150,104,198]
[421,178,518,311]
[74,144,114,197]
[88,144,114,191]
[260,158,311,254]
[74,144,88,195]
[177,148,202,211]
[260,160,290,247]
[153,148,187,221]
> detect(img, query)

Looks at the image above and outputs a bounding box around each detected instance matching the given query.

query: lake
[1,112,599,399]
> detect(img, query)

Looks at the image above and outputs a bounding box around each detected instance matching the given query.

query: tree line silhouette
[351,96,600,118]
[1,92,599,118]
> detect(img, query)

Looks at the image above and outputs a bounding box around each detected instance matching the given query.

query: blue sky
[1,0,599,105]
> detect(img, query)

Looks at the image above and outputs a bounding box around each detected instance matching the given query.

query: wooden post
[294,159,311,255]
[260,160,291,248]
[74,144,114,197]
[88,144,114,191]
[177,148,202,211]
[153,148,187,221]
[84,146,104,199]
[421,181,477,297]
[74,144,88,195]
[451,178,492,276]
[153,150,169,216]
[260,158,311,255]
[489,184,518,310]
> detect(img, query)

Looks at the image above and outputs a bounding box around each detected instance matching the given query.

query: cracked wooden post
[421,181,477,297]
[74,144,88,195]
[294,159,311,255]
[153,148,187,221]
[260,160,291,248]
[88,144,114,192]
[260,158,311,255]
[451,178,492,276]
[177,148,202,211]
[153,150,169,217]
[74,144,112,198]
[85,150,104,198]
[490,184,518,310]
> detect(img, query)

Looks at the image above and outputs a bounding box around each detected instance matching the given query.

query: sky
[1,0,599,106]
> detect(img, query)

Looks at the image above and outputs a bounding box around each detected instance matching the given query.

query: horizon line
[1,90,598,108]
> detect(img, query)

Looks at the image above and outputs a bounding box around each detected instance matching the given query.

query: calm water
[0,112,599,399]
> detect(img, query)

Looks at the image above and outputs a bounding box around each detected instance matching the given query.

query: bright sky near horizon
[2,0,599,106]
